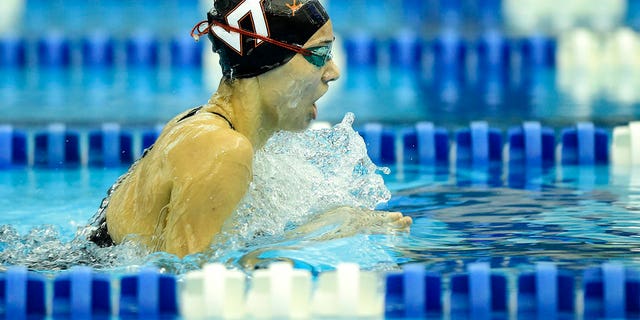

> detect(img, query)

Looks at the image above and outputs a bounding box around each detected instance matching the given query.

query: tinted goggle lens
[303,45,333,67]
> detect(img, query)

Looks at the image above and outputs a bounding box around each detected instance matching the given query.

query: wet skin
[104,21,412,258]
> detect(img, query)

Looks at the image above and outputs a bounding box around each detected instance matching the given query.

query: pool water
[0,168,121,238]
[2,161,640,275]
[385,164,640,273]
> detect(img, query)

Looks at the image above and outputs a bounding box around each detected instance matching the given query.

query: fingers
[384,212,412,232]
[393,217,412,230]
[385,211,403,221]
[385,212,412,224]
[400,216,413,227]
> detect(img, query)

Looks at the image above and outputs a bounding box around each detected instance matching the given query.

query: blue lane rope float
[476,29,511,79]
[170,34,203,68]
[449,262,508,318]
[468,262,493,317]
[535,262,559,317]
[138,267,160,317]
[125,31,160,67]
[384,263,442,318]
[583,262,640,319]
[4,126,27,168]
[402,122,450,165]
[6,266,28,318]
[388,30,422,69]
[36,32,72,68]
[53,266,111,318]
[1,266,46,318]
[119,267,178,318]
[46,124,66,168]
[561,122,610,165]
[15,132,27,167]
[507,121,555,167]
[88,123,133,168]
[517,262,575,318]
[603,263,626,319]
[69,267,93,318]
[81,32,116,68]
[34,123,81,168]
[102,123,123,168]
[0,125,13,169]
[470,121,490,166]
[519,35,557,70]
[0,120,632,170]
[360,123,396,165]
[0,35,27,68]
[523,121,543,167]
[577,122,597,165]
[402,264,427,318]
[343,32,378,68]
[432,29,467,83]
[454,121,503,166]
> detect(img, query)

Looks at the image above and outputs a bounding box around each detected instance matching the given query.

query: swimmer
[88,0,412,258]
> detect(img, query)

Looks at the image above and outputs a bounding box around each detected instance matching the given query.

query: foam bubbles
[0,224,148,272]
[226,112,392,241]
[201,113,400,272]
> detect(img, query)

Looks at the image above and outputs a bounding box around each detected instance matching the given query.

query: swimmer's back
[104,105,253,256]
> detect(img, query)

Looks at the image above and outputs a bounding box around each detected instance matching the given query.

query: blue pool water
[2,162,640,274]
[385,165,640,272]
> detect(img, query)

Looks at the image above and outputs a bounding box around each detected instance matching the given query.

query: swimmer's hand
[384,211,414,231]
[288,207,412,241]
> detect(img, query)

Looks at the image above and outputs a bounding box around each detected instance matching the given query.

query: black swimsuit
[88,107,234,247]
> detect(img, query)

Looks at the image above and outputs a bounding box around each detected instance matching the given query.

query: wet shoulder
[162,115,252,164]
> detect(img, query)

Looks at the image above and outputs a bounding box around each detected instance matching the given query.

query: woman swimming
[88,0,412,258]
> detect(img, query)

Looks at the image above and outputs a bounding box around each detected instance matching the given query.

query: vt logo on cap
[211,0,270,55]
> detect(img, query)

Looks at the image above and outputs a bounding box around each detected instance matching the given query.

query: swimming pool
[3,0,640,318]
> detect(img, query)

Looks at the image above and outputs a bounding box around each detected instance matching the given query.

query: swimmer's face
[257,21,340,131]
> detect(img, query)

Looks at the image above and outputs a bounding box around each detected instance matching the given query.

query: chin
[287,126,308,133]
[284,120,310,132]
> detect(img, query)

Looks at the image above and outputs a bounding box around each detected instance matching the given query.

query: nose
[322,60,340,83]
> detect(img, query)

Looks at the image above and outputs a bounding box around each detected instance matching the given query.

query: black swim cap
[206,0,329,78]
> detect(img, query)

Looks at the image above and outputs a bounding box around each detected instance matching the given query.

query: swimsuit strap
[177,106,235,131]
[177,106,204,122]
[210,111,235,131]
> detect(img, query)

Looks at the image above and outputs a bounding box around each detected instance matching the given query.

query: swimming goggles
[302,45,333,67]
[191,20,333,68]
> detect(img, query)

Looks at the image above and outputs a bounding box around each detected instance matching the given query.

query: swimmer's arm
[163,129,253,257]
[287,207,412,241]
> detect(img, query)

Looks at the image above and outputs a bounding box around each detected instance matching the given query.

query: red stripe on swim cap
[191,20,313,57]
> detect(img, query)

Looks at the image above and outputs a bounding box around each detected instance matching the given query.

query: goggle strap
[191,20,313,57]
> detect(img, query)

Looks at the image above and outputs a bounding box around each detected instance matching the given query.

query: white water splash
[224,112,392,241]
[198,113,400,271]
